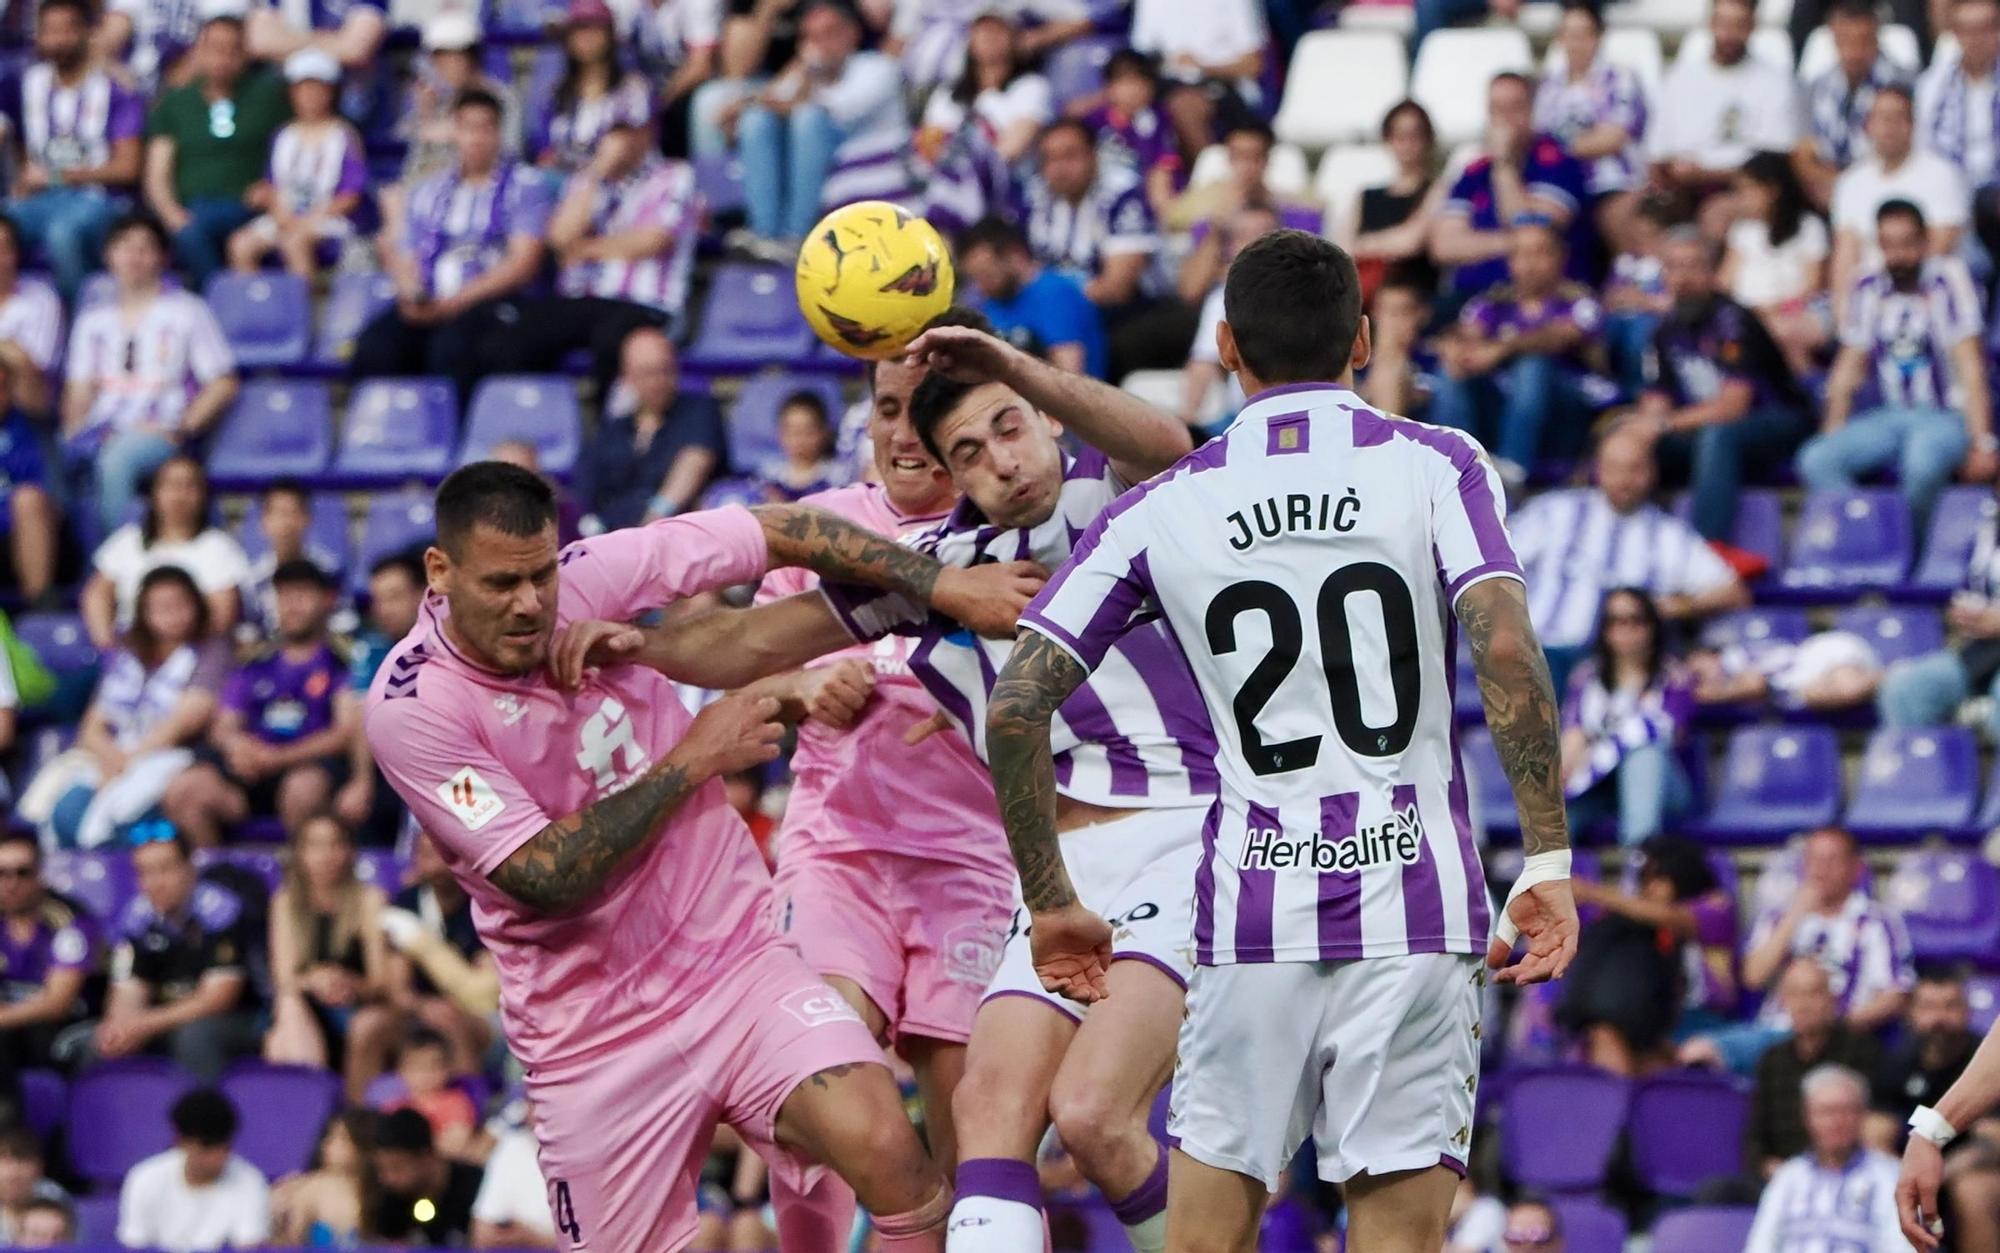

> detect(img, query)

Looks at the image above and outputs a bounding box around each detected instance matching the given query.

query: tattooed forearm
[1456,577,1570,856]
[752,504,942,602]
[987,632,1090,912]
[489,760,700,914]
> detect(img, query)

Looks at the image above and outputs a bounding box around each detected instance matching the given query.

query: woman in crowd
[917,12,1051,167]
[536,0,655,178]
[1534,0,1648,251]
[19,566,227,848]
[1339,100,1442,299]
[79,454,246,650]
[1721,151,1831,376]
[264,814,396,1102]
[1560,587,1695,846]
[270,1111,376,1247]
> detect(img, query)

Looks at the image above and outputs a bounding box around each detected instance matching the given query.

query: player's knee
[1046,1080,1139,1168]
[950,1056,1030,1143]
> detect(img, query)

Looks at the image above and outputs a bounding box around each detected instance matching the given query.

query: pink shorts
[774,845,1013,1048]
[524,943,882,1252]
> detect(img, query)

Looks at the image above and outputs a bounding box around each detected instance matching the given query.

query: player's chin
[497,631,552,675]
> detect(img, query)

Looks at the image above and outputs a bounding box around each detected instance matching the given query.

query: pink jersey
[365,507,785,1068]
[756,483,1010,877]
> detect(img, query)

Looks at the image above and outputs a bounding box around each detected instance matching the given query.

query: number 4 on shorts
[552,1179,583,1244]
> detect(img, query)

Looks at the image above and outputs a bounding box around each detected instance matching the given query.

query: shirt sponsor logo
[1239,805,1426,874]
[438,766,505,831]
[778,984,864,1029]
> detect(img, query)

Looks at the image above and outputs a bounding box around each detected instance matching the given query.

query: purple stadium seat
[311,271,397,371]
[68,1058,197,1186]
[1831,605,1944,667]
[1967,973,2000,1034]
[355,849,406,892]
[1675,488,1784,573]
[1459,727,1519,842]
[1550,1195,1627,1253]
[19,1069,65,1144]
[459,375,582,478]
[221,1062,341,1177]
[1845,728,1981,842]
[42,850,134,923]
[1775,490,1913,599]
[1698,606,1811,651]
[204,272,311,369]
[332,378,458,486]
[726,373,848,474]
[194,847,283,892]
[1650,1205,1757,1249]
[682,264,818,372]
[351,491,437,594]
[72,1193,119,1243]
[1692,726,1841,844]
[694,154,746,222]
[698,476,765,511]
[1499,1068,1630,1192]
[1046,36,1120,108]
[235,491,351,577]
[13,613,100,680]
[206,380,334,489]
[1628,1071,1751,1196]
[1902,485,1992,601]
[1886,850,2000,961]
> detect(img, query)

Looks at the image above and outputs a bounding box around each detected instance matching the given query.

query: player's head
[867,307,991,516]
[1801,1063,1868,1160]
[0,832,39,916]
[1866,81,1917,163]
[1505,218,1566,294]
[170,1089,240,1185]
[1877,197,1928,286]
[452,87,506,175]
[429,462,561,677]
[908,370,1066,530]
[1910,966,1970,1037]
[1501,1198,1562,1253]
[371,1108,442,1196]
[369,550,427,640]
[1215,229,1367,394]
[131,820,196,914]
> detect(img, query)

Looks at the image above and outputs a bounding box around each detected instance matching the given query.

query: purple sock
[954,1156,1043,1207]
[1108,1144,1169,1226]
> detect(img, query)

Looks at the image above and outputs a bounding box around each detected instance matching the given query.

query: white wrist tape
[1910,1104,1960,1149]
[1495,850,1572,947]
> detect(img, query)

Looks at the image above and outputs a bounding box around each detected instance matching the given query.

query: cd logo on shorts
[944,922,1003,988]
[780,986,865,1028]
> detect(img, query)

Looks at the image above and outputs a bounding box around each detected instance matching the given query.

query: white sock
[948,1159,1045,1253]
[1122,1210,1168,1253]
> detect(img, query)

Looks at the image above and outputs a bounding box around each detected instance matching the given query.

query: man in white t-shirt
[117,1088,270,1253]
[1130,0,1267,114]
[1652,0,1801,206]
[1832,85,1970,314]
[470,1119,557,1247]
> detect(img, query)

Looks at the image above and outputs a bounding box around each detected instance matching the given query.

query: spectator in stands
[1130,0,1267,126]
[364,1108,483,1246]
[1178,201,1278,425]
[0,834,97,1092]
[1508,427,1750,687]
[1410,0,1519,58]
[99,0,203,92]
[1745,827,1916,1036]
[378,833,494,1077]
[618,0,721,158]
[756,391,845,501]
[0,217,64,419]
[1650,0,1800,224]
[721,1,908,251]
[537,0,654,177]
[1689,620,1885,714]
[1340,100,1442,301]
[1918,0,2000,240]
[1534,1,1648,251]
[1558,588,1694,847]
[242,479,341,640]
[395,12,522,189]
[1800,199,1996,536]
[915,11,1050,171]
[143,6,290,285]
[1746,1064,1907,1249]
[471,1107,555,1248]
[1022,116,1163,318]
[1879,485,2000,738]
[242,0,385,77]
[8,1192,72,1248]
[334,552,422,841]
[1796,0,1910,212]
[225,48,365,280]
[62,215,240,538]
[1723,153,1832,378]
[355,88,552,409]
[1831,86,1969,315]
[1746,960,1885,1172]
[23,567,226,849]
[118,1088,271,1253]
[577,327,724,530]
[264,814,390,1095]
[959,216,1105,379]
[1431,73,1589,300]
[0,355,60,609]
[1356,271,1438,420]
[1603,195,1674,398]
[164,559,350,845]
[1630,228,1811,544]
[1077,50,1179,214]
[386,1025,478,1158]
[92,826,260,1079]
[270,1110,372,1245]
[1166,120,1315,237]
[1443,1177,1505,1253]
[1430,218,1609,490]
[6,0,146,302]
[82,455,247,650]
[0,1127,68,1245]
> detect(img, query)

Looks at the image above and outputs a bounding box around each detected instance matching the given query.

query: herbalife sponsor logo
[1239,804,1425,873]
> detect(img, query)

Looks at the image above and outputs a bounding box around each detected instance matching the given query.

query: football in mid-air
[796,201,955,361]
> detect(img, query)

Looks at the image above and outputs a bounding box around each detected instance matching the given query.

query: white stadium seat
[1936,30,1963,64]
[1339,2,1416,35]
[1314,144,1400,241]
[1606,0,1708,37]
[1673,26,1795,72]
[1188,142,1314,196]
[1798,22,1921,78]
[1542,27,1666,99]
[1121,370,1228,424]
[1274,30,1409,151]
[1412,28,1534,144]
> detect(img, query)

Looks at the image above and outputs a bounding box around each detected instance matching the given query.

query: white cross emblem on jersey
[576,696,646,789]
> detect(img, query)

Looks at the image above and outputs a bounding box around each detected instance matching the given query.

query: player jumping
[986,229,1579,1253]
[364,467,1042,1253]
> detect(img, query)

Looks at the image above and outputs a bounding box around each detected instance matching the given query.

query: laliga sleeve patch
[439,767,506,831]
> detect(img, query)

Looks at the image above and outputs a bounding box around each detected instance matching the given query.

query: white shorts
[983,804,1205,1020]
[1169,951,1483,1190]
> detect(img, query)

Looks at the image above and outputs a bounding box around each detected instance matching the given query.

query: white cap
[196,0,248,22]
[283,47,340,83]
[421,9,481,50]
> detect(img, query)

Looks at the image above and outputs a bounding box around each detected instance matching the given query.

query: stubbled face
[959,243,1019,303]
[930,382,1067,530]
[1880,212,1927,284]
[869,359,955,516]
[36,4,86,70]
[1662,236,1716,304]
[1910,980,1970,1036]
[430,523,561,676]
[1507,226,1564,294]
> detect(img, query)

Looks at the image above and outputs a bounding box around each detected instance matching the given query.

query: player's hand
[799,660,875,728]
[903,325,1025,386]
[377,906,426,952]
[933,560,1048,638]
[1898,1134,1948,1249]
[1029,902,1114,1004]
[1486,880,1579,985]
[549,619,646,689]
[673,693,786,782]
[903,709,953,745]
[334,775,373,827]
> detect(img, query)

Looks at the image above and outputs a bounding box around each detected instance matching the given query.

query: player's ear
[1216,320,1241,374]
[1350,315,1373,376]
[422,545,450,597]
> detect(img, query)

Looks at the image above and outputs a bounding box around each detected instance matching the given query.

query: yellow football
[796,201,956,361]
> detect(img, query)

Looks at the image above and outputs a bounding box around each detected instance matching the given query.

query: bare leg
[946,996,1075,1251]
[161,766,244,848]
[276,764,333,835]
[9,486,56,602]
[1164,1149,1264,1253]
[775,1062,951,1251]
[905,1036,968,1173]
[1585,1024,1636,1077]
[1947,1164,2000,1253]
[768,973,888,1250]
[1342,1165,1459,1253]
[278,230,318,280]
[226,227,266,274]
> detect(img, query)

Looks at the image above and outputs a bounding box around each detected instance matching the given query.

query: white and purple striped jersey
[268,0,380,33]
[556,155,698,315]
[14,63,144,175]
[1744,1149,1907,1253]
[66,291,234,438]
[538,74,653,175]
[1019,168,1162,295]
[824,446,1219,810]
[1533,57,1648,195]
[404,160,553,301]
[1841,256,1984,411]
[0,277,65,374]
[267,119,367,217]
[1749,890,1915,1027]
[106,0,201,91]
[1019,385,1510,965]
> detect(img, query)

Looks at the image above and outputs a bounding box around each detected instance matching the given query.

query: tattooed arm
[1455,576,1569,855]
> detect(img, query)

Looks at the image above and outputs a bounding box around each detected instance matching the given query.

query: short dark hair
[1222,230,1362,385]
[0,1125,43,1163]
[107,211,170,255]
[1039,117,1095,153]
[0,830,41,868]
[129,565,211,661]
[866,305,996,391]
[958,216,1031,259]
[400,1025,450,1059]
[272,557,335,590]
[262,477,310,511]
[1103,48,1156,84]
[779,390,829,429]
[369,551,426,589]
[1915,963,1968,989]
[452,86,503,119]
[1828,0,1878,19]
[1560,0,1604,27]
[374,1107,436,1155]
[1225,119,1276,150]
[435,462,558,557]
[170,1089,239,1148]
[908,372,984,465]
[1490,70,1534,96]
[36,0,90,22]
[1877,196,1928,232]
